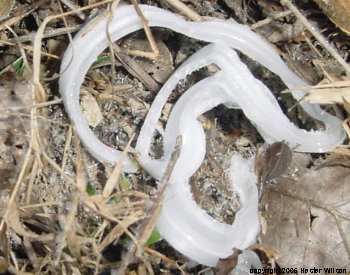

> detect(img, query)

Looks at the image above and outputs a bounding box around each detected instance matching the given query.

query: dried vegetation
[0,0,350,274]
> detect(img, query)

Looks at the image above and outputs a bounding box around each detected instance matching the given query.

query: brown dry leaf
[261,159,350,270]
[313,0,350,34]
[80,91,103,127]
[214,249,241,275]
[255,142,292,183]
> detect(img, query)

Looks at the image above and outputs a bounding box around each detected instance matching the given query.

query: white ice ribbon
[59,4,345,266]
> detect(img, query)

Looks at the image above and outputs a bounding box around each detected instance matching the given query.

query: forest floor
[0,0,350,274]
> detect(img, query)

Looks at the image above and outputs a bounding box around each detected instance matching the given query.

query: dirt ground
[0,0,350,274]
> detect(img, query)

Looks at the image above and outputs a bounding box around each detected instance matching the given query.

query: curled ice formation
[59,4,345,267]
[59,4,345,171]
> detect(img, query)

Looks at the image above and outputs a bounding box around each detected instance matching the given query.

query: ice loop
[59,4,346,267]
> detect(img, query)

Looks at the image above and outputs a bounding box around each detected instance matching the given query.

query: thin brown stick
[145,247,186,274]
[61,125,73,171]
[60,0,85,20]
[5,25,32,73]
[106,0,121,83]
[115,136,182,274]
[281,0,350,75]
[1,98,63,112]
[0,147,33,232]
[113,45,160,92]
[25,159,39,204]
[102,133,134,198]
[0,39,59,59]
[130,0,159,58]
[251,10,292,29]
[161,0,201,21]
[14,25,81,43]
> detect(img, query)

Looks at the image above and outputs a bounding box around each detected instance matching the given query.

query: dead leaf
[261,159,350,270]
[80,90,103,127]
[214,248,241,275]
[255,141,292,183]
[313,0,350,34]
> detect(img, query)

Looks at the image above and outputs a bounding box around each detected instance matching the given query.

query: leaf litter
[0,0,350,274]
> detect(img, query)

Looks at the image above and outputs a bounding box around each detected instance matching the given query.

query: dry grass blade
[130,0,159,58]
[343,119,350,138]
[74,134,86,193]
[61,125,72,171]
[251,10,292,29]
[144,247,186,274]
[103,134,135,198]
[113,45,160,92]
[14,25,81,43]
[25,159,39,204]
[0,146,33,232]
[304,81,350,104]
[115,136,182,274]
[136,136,182,255]
[54,194,80,265]
[0,39,58,59]
[97,216,140,252]
[5,202,53,241]
[106,0,121,83]
[161,0,202,21]
[60,0,85,20]
[5,25,31,73]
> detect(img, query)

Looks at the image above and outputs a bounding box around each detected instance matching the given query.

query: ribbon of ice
[59,4,345,266]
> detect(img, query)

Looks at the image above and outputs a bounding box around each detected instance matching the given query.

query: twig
[106,0,121,84]
[5,25,32,73]
[61,125,72,172]
[281,0,350,76]
[0,39,59,59]
[144,247,186,274]
[251,10,292,29]
[161,0,202,21]
[102,133,134,197]
[25,159,39,204]
[113,45,160,92]
[0,147,33,232]
[1,98,63,112]
[54,192,80,265]
[13,25,81,43]
[115,136,182,274]
[60,0,86,20]
[130,0,159,58]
